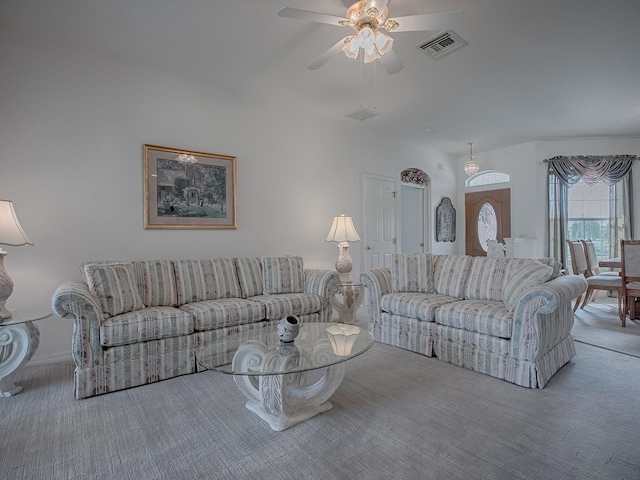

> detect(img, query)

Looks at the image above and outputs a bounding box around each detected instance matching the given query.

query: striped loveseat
[361,254,588,388]
[52,256,338,399]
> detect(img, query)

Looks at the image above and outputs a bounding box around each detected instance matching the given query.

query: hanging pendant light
[464,142,479,176]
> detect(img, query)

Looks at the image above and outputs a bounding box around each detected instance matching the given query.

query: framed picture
[144,144,237,229]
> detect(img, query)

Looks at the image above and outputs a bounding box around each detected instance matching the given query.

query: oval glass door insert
[477,202,497,252]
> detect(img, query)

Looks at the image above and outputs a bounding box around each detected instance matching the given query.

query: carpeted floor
[1,323,639,479]
[571,296,640,358]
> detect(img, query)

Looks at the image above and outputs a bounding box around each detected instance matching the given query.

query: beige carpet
[571,296,640,358]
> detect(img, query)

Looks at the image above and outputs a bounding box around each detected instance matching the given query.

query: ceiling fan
[278,0,463,75]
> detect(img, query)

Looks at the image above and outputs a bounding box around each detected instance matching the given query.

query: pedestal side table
[0,310,52,397]
[330,281,364,324]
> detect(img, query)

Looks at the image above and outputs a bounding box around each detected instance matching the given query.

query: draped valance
[545,155,637,187]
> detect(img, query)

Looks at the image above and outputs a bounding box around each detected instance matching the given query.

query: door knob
[366,246,373,250]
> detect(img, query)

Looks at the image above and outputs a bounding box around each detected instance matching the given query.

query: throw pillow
[390,253,434,293]
[503,262,554,311]
[262,256,305,295]
[235,257,263,298]
[84,263,145,317]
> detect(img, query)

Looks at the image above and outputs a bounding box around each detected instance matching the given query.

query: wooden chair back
[566,239,588,276]
[621,239,640,320]
[580,239,602,276]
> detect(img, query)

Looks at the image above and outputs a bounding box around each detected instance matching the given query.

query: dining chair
[566,239,625,323]
[621,239,640,324]
[566,240,588,311]
[580,239,619,277]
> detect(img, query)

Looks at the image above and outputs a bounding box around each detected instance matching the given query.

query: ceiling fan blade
[307,37,349,70]
[387,11,463,32]
[278,7,346,27]
[366,0,390,13]
[379,49,404,75]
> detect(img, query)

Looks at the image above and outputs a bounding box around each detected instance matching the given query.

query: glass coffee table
[197,322,374,431]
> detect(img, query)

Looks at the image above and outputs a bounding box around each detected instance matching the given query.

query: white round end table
[0,310,52,397]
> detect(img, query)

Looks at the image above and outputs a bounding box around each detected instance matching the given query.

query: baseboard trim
[29,351,73,367]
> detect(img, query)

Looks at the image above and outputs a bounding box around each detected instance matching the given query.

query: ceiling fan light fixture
[342,35,360,59]
[374,31,393,55]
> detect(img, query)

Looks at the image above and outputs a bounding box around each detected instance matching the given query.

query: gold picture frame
[144,144,237,229]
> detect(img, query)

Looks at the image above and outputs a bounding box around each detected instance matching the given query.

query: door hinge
[392,191,397,198]
[392,238,397,244]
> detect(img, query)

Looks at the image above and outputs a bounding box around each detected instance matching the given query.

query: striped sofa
[361,254,588,388]
[52,256,338,399]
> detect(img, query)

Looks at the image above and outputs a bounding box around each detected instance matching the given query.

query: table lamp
[326,214,361,282]
[0,200,33,320]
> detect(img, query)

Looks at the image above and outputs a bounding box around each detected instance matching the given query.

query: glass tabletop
[197,322,375,376]
[0,310,52,326]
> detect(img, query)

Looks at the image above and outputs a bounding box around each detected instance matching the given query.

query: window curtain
[610,171,634,257]
[548,171,569,268]
[546,155,637,267]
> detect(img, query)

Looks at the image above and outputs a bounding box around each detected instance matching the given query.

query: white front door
[363,173,397,269]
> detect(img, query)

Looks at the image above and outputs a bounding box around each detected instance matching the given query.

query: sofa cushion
[84,263,145,317]
[433,255,473,299]
[173,258,242,304]
[180,298,266,331]
[100,306,193,347]
[464,257,510,301]
[503,262,554,311]
[435,324,511,356]
[380,292,459,322]
[390,253,434,294]
[262,256,305,294]
[250,293,322,320]
[132,260,178,307]
[235,257,263,299]
[435,300,514,339]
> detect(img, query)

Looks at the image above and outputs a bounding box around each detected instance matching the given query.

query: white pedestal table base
[0,322,39,397]
[232,340,346,431]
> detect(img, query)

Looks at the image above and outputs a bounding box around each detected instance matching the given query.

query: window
[466,170,510,188]
[567,180,611,260]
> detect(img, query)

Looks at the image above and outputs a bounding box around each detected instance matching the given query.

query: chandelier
[464,142,479,177]
[340,0,394,63]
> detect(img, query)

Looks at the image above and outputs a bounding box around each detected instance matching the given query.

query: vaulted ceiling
[2,0,639,155]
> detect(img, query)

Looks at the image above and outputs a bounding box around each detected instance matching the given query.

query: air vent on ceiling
[416,30,468,59]
[346,106,379,121]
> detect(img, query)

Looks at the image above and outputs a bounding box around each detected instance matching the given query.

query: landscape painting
[144,144,236,229]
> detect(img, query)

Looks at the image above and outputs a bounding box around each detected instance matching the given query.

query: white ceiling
[2,0,639,156]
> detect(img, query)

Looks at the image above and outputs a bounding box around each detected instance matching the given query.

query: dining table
[598,257,621,269]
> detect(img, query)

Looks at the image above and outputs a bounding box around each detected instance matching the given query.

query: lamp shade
[325,214,361,243]
[0,200,33,247]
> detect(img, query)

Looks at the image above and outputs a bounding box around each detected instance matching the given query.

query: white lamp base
[335,241,354,283]
[0,251,13,320]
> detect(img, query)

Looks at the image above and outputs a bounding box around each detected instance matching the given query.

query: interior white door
[363,174,397,269]
[400,184,424,253]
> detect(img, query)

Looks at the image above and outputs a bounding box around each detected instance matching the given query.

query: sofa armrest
[509,275,588,361]
[360,267,392,323]
[304,269,339,297]
[51,280,105,369]
[304,269,340,322]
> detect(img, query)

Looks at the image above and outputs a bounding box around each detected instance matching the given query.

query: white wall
[458,138,640,256]
[0,28,458,362]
